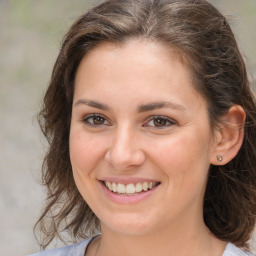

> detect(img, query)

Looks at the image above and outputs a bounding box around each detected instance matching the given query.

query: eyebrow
[74,99,110,111]
[137,102,185,113]
[74,99,185,112]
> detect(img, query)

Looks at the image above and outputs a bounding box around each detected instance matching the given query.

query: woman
[30,0,256,255]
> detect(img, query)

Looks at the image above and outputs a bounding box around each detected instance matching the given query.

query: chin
[100,212,156,236]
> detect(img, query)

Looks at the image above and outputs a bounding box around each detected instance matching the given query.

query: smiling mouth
[103,181,160,195]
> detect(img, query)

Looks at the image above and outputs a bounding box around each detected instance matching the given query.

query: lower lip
[99,181,160,204]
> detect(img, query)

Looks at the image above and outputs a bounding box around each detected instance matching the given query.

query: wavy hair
[35,0,256,250]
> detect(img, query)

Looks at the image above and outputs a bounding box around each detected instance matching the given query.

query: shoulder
[223,243,255,256]
[27,237,94,256]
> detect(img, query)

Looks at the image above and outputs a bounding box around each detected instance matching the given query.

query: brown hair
[36,0,256,250]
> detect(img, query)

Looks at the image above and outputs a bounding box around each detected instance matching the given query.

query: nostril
[104,150,111,162]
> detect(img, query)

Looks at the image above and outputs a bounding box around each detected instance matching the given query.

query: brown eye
[153,118,168,127]
[83,114,109,126]
[93,116,105,125]
[145,116,176,128]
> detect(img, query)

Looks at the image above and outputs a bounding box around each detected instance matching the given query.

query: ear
[210,105,246,165]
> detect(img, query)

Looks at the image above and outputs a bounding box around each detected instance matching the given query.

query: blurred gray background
[0,1,255,255]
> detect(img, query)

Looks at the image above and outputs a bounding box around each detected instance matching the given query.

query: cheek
[150,131,211,188]
[69,128,104,174]
[69,128,103,208]
[150,133,211,218]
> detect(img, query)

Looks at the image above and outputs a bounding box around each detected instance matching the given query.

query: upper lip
[99,177,160,185]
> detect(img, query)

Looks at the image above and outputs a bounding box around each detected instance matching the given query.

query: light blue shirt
[28,237,255,256]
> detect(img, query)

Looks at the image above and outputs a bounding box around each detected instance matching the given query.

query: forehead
[75,39,193,89]
[81,39,186,69]
[73,39,207,118]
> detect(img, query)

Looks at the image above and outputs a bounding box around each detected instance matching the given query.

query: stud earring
[217,155,223,162]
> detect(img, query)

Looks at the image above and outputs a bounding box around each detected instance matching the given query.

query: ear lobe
[210,105,246,165]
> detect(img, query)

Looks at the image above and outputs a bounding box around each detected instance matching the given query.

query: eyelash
[144,115,176,128]
[82,114,176,128]
[82,114,110,127]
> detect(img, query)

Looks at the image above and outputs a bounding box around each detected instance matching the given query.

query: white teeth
[117,183,126,194]
[142,182,148,191]
[106,181,112,190]
[135,183,142,193]
[126,184,136,194]
[112,182,117,192]
[104,181,159,194]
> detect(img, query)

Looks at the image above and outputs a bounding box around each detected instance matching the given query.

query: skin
[69,40,244,256]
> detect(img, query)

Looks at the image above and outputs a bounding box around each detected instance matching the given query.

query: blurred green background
[0,1,255,255]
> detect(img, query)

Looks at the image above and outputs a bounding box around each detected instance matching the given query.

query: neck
[95,220,226,256]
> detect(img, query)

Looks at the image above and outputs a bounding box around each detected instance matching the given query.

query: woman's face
[70,40,217,236]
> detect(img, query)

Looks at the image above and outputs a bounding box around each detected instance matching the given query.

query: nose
[104,126,146,171]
